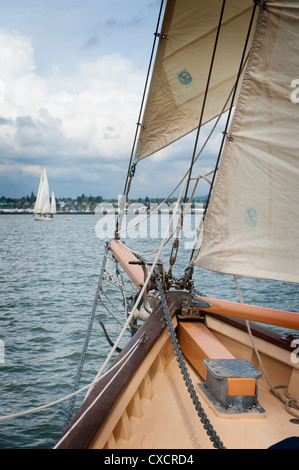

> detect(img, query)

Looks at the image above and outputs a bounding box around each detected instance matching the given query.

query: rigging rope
[116,0,165,238]
[123,0,165,195]
[54,335,145,449]
[97,252,138,327]
[115,62,246,241]
[62,242,110,431]
[233,276,299,419]
[122,173,209,258]
[84,187,185,399]
[0,337,143,425]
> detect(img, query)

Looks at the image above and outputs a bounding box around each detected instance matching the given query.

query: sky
[0,0,223,199]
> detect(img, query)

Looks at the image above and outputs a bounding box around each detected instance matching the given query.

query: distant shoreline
[0,209,203,215]
[0,211,96,215]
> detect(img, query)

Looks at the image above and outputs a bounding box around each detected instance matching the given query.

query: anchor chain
[156,275,226,449]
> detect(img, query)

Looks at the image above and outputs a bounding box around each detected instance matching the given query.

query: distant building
[127,203,147,214]
[95,203,115,214]
[194,202,204,213]
[168,202,181,213]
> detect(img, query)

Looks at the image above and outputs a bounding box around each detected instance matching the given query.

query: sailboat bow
[56,0,299,450]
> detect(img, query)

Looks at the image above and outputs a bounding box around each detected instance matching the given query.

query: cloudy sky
[0,0,223,199]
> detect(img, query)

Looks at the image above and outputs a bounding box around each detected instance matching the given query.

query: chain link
[156,276,226,449]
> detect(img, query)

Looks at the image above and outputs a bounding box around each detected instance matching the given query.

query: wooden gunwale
[206,313,295,352]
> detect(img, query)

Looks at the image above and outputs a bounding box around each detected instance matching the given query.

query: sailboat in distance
[34,164,56,221]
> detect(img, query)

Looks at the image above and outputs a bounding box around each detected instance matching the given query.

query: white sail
[192,1,299,284]
[134,0,256,162]
[34,165,51,215]
[50,191,56,214]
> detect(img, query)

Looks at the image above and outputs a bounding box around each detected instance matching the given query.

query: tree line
[0,193,208,210]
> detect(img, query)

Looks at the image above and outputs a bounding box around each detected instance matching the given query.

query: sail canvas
[50,191,56,214]
[193,1,299,283]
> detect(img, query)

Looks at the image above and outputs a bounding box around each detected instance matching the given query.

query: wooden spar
[109,240,144,288]
[198,296,299,331]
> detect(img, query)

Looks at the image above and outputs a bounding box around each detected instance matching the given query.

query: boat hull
[34,215,53,221]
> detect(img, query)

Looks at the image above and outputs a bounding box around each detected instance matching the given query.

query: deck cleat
[178,298,211,320]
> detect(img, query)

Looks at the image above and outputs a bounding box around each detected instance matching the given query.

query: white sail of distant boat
[50,191,56,215]
[34,165,55,221]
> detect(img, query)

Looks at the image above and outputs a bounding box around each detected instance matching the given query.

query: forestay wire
[115,0,165,238]
[62,242,110,431]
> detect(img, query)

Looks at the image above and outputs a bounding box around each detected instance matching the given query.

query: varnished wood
[206,313,295,352]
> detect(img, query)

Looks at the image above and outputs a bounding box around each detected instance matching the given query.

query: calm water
[0,214,298,449]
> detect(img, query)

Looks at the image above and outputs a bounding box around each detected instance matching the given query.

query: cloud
[0,29,146,192]
[0,22,224,199]
[82,35,100,51]
[96,14,142,32]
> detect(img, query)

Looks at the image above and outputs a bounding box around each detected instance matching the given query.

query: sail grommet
[136,122,147,129]
[154,32,167,39]
[223,131,234,141]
